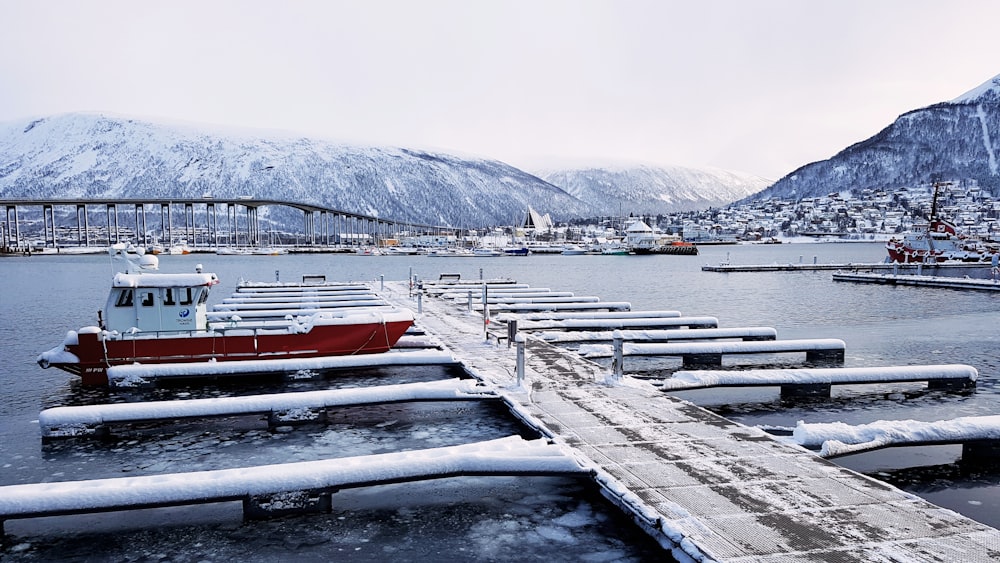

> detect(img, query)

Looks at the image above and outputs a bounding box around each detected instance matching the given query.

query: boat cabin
[103,272,218,334]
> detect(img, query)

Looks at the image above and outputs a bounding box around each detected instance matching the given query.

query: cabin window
[140,291,155,307]
[164,288,175,306]
[197,288,209,305]
[115,289,133,307]
[180,288,193,306]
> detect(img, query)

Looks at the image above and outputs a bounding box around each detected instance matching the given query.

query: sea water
[1,242,998,560]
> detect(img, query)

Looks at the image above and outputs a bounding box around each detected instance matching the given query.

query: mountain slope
[537,164,771,215]
[0,113,594,227]
[750,73,1000,201]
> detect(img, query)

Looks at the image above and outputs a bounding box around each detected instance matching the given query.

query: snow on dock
[0,436,585,529]
[657,364,977,396]
[580,338,846,366]
[212,297,386,311]
[475,301,632,313]
[391,280,1000,561]
[833,271,1000,291]
[221,292,381,304]
[701,262,987,273]
[535,326,778,344]
[106,349,458,386]
[496,310,682,322]
[39,378,495,438]
[205,303,394,320]
[509,316,719,332]
[235,282,371,292]
[787,415,1000,459]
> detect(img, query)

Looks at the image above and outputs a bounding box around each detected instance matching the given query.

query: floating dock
[401,279,1000,562]
[702,261,993,274]
[833,271,1000,291]
[0,437,584,532]
[788,415,1000,459]
[39,378,495,438]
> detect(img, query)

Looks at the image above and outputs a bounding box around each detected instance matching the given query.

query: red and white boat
[885,218,997,263]
[38,246,415,385]
[885,183,998,264]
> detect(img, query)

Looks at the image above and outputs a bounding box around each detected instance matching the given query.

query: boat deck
[386,281,1000,562]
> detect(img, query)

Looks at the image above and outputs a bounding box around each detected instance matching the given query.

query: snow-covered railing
[39,378,494,438]
[221,292,378,304]
[496,310,683,322]
[536,326,777,344]
[476,301,632,313]
[106,349,459,386]
[582,338,846,368]
[235,282,371,292]
[512,316,718,332]
[0,436,587,529]
[654,364,976,398]
[786,414,1000,458]
[439,289,569,300]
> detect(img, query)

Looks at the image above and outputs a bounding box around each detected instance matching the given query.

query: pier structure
[0,197,452,252]
[7,274,1000,560]
[399,278,1000,561]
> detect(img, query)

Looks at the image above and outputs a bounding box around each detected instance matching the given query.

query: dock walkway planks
[388,281,1000,562]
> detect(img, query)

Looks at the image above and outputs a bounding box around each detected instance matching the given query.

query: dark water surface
[2,242,999,559]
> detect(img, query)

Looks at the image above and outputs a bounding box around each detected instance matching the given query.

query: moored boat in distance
[37,245,415,385]
[886,182,999,264]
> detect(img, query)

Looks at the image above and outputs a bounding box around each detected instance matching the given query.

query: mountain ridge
[0,112,776,226]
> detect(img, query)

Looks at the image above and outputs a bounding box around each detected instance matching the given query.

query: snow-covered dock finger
[787,414,1000,459]
[106,350,459,385]
[0,436,586,526]
[657,364,977,396]
[39,378,495,438]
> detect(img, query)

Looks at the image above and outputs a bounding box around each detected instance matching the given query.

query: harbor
[3,243,1000,560]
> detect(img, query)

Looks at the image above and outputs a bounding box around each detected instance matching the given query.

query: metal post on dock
[813,256,818,265]
[380,274,384,291]
[515,333,526,387]
[917,263,922,276]
[612,330,624,382]
[467,290,473,312]
[479,268,483,280]
[482,283,490,339]
[507,319,517,349]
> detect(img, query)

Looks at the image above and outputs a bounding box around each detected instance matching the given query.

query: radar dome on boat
[138,254,159,270]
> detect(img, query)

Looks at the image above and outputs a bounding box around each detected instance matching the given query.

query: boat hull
[43,315,414,385]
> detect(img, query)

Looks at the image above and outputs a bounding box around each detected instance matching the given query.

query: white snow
[657,364,977,391]
[0,437,585,518]
[107,349,458,385]
[788,415,1000,457]
[39,378,494,436]
[579,338,846,358]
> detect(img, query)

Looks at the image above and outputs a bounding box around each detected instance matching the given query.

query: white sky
[2,0,999,180]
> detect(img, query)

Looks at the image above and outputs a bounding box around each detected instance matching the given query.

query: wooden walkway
[390,281,1000,562]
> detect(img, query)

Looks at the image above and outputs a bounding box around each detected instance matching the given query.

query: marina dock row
[5,275,1000,561]
[392,278,1000,562]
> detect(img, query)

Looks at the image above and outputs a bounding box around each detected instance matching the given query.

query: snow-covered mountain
[0,113,594,227]
[750,73,1000,202]
[0,113,780,228]
[536,163,771,215]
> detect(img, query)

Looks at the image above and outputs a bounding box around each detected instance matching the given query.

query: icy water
[2,242,1000,560]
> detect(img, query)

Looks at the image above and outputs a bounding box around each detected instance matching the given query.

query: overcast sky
[2,0,999,180]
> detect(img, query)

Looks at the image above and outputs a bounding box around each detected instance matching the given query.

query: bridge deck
[386,282,1000,562]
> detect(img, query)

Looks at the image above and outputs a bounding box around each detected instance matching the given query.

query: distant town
[553,180,998,245]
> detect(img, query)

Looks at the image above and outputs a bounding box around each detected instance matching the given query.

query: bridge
[0,197,452,252]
